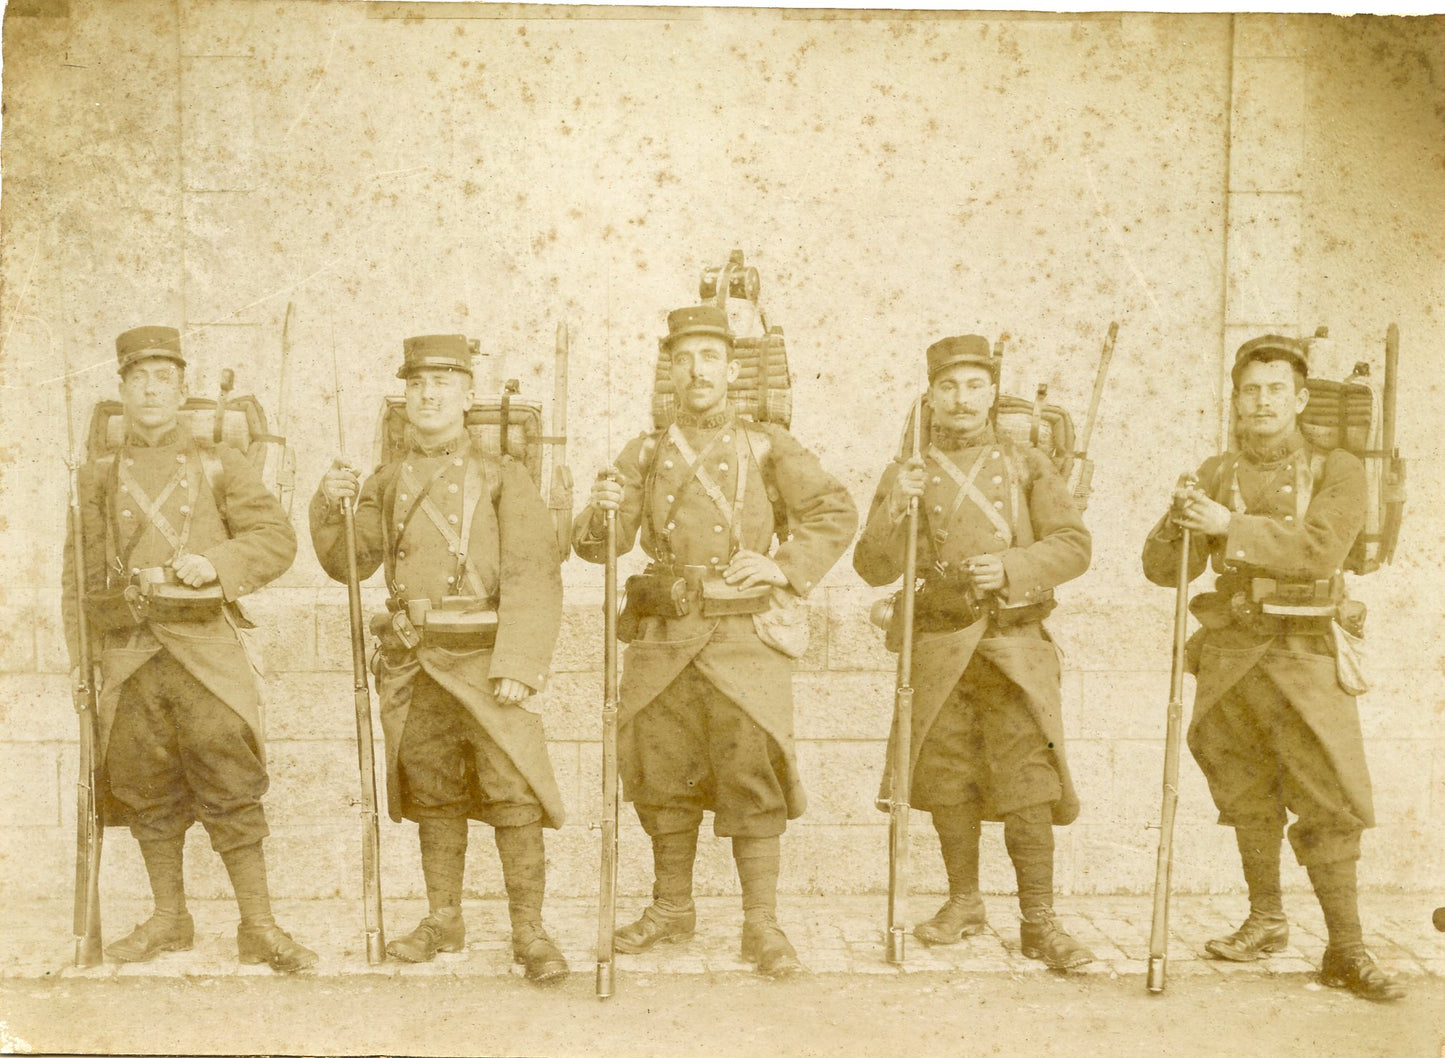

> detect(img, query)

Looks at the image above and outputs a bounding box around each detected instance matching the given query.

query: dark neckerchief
[930,423,995,453]
[1238,428,1306,470]
[673,408,733,431]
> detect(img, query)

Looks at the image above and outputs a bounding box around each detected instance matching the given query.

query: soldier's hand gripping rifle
[331,340,386,965]
[63,344,104,968]
[596,469,622,998]
[885,397,924,967]
[1147,473,1196,994]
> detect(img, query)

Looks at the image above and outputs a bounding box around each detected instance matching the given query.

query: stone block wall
[2,5,1442,909]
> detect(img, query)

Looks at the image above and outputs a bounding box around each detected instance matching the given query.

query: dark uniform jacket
[573,408,857,819]
[1141,428,1373,824]
[310,433,565,826]
[62,422,297,822]
[854,426,1090,824]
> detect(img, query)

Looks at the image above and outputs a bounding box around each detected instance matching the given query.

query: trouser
[1190,668,1364,867]
[627,664,790,838]
[398,669,543,827]
[106,651,269,851]
[911,655,1062,816]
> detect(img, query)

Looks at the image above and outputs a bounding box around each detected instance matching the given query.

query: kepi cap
[398,334,475,379]
[661,305,733,349]
[1232,334,1308,387]
[926,334,998,381]
[116,326,185,373]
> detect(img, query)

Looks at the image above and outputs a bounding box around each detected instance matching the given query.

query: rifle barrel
[63,341,104,968]
[342,502,387,964]
[1147,521,1191,994]
[597,506,620,997]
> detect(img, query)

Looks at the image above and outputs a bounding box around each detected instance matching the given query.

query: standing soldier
[574,305,857,977]
[1141,335,1404,1001]
[854,335,1095,969]
[61,326,316,972]
[310,335,568,983]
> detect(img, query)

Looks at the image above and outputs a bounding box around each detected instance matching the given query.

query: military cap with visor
[115,326,186,374]
[1231,334,1309,387]
[661,305,734,350]
[397,334,476,379]
[926,334,998,381]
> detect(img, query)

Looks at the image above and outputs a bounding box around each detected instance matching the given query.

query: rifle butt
[73,705,103,967]
[886,683,913,967]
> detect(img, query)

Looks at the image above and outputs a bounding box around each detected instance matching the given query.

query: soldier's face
[668,334,738,415]
[1235,359,1308,442]
[405,367,473,442]
[928,363,996,433]
[119,358,186,433]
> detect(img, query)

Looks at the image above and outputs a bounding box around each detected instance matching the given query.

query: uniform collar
[673,407,734,431]
[408,429,469,459]
[930,422,995,452]
[123,421,187,448]
[1239,427,1306,468]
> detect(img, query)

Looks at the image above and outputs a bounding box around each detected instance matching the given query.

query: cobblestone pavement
[6,892,1442,982]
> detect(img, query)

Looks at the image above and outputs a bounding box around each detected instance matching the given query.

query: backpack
[1227,325,1406,574]
[649,250,793,430]
[86,379,296,519]
[372,380,574,563]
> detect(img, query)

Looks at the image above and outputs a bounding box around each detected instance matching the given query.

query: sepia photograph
[0,1,1442,1055]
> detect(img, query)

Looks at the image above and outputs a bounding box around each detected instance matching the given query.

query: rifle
[63,338,104,969]
[596,470,621,998]
[549,323,575,563]
[1071,321,1119,508]
[885,397,924,966]
[1147,473,1196,994]
[331,335,386,964]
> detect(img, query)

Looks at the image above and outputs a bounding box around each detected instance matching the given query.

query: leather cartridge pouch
[406,596,499,649]
[913,575,984,633]
[86,567,222,630]
[700,576,772,617]
[134,567,224,623]
[618,567,690,644]
[83,584,148,634]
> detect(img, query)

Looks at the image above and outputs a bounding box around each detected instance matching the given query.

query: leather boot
[1203,913,1289,961]
[741,913,804,978]
[237,924,319,973]
[616,829,699,953]
[1019,911,1094,970]
[498,823,568,985]
[105,911,195,963]
[917,805,986,945]
[735,836,804,976]
[914,893,987,946]
[1007,807,1093,970]
[614,901,697,954]
[387,911,466,963]
[512,921,569,984]
[1320,945,1406,1002]
[1207,824,1289,961]
[108,836,193,963]
[221,841,316,972]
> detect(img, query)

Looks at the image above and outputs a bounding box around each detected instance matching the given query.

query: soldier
[61,326,315,972]
[310,335,568,983]
[854,335,1095,969]
[574,305,857,977]
[1142,335,1404,1002]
